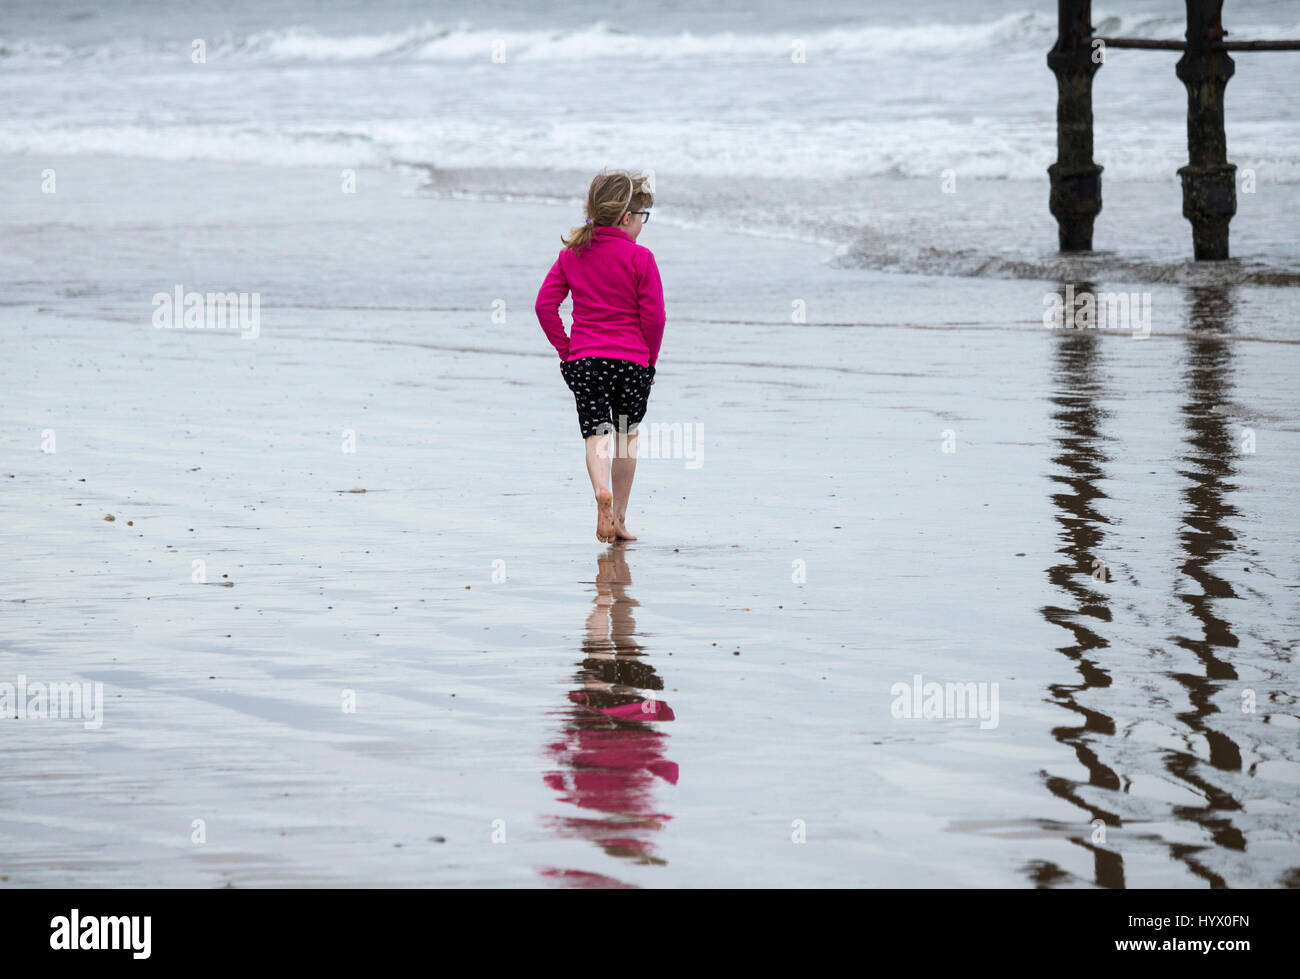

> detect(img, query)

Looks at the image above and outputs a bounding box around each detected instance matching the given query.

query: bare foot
[614,516,637,541]
[595,489,615,542]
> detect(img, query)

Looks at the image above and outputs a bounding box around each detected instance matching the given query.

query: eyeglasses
[630,210,651,223]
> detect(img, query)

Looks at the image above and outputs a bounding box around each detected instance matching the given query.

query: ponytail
[562,171,653,253]
[561,217,596,252]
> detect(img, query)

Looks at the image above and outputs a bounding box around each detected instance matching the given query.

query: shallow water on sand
[0,159,1297,887]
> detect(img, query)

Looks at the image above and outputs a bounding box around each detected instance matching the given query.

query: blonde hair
[562,169,654,252]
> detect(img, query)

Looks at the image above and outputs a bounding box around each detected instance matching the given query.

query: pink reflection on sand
[540,546,677,881]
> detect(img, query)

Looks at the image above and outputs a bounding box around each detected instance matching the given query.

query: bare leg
[585,432,615,542]
[612,425,639,540]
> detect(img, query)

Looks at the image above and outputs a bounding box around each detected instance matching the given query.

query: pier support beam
[1047,0,1103,251]
[1177,0,1236,260]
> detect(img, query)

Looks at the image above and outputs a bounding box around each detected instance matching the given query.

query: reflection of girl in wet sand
[535,170,665,543]
[541,548,677,874]
[572,548,674,721]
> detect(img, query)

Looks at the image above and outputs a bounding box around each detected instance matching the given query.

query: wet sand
[1,157,1297,887]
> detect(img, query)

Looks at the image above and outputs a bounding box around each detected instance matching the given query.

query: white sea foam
[8,10,1293,67]
[3,116,1296,184]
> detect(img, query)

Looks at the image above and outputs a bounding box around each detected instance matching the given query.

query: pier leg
[1177,0,1236,260]
[1047,0,1103,251]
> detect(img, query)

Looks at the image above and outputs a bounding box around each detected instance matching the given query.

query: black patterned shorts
[559,356,654,439]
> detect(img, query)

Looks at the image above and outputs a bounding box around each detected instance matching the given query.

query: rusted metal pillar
[1047,0,1103,251]
[1177,0,1236,260]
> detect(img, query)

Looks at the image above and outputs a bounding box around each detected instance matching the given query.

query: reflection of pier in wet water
[1035,283,1295,888]
[539,548,677,886]
[1036,306,1125,888]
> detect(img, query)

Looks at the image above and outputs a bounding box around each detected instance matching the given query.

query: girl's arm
[638,251,666,371]
[534,256,571,359]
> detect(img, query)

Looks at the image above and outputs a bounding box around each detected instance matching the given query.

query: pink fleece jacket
[534,226,666,369]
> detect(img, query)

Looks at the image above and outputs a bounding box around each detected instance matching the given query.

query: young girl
[535,170,664,543]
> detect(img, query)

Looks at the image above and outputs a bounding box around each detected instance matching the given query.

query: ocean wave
[0,125,389,168]
[832,239,1300,288]
[8,9,1290,67]
[3,117,1297,184]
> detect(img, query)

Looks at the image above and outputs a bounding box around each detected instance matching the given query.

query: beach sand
[1,157,1297,887]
